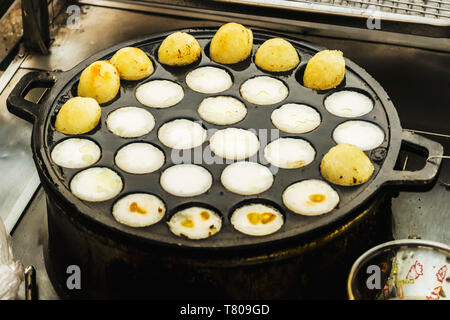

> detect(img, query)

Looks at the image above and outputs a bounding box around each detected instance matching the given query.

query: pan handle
[6,71,56,123]
[383,130,444,186]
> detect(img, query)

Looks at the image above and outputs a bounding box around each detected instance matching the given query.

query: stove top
[0,2,448,300]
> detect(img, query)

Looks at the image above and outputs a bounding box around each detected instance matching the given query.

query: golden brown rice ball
[110,47,154,80]
[55,97,101,135]
[303,50,345,90]
[77,60,120,104]
[255,38,300,72]
[158,32,201,66]
[320,143,374,186]
[209,23,253,64]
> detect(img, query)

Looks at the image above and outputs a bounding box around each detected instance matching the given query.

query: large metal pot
[7,28,443,299]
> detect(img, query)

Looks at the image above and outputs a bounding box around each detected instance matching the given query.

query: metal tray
[6,28,443,251]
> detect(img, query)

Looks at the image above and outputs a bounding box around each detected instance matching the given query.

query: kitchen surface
[0,0,448,300]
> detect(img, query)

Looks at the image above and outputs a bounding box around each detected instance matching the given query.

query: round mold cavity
[185,65,234,94]
[51,103,103,136]
[114,141,166,175]
[294,63,346,93]
[239,75,289,106]
[50,137,102,169]
[157,117,208,150]
[69,166,124,202]
[106,106,156,139]
[203,41,253,72]
[159,163,213,197]
[228,198,286,236]
[135,78,185,109]
[153,43,202,71]
[282,178,341,217]
[221,161,274,196]
[166,201,223,222]
[323,87,375,118]
[270,103,322,134]
[166,202,223,240]
[80,85,122,107]
[252,43,301,76]
[197,95,248,126]
[332,120,385,151]
[52,87,102,134]
[116,53,157,86]
[263,136,317,170]
[208,127,261,161]
[111,192,167,228]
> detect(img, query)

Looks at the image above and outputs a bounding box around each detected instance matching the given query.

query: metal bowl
[347,239,450,300]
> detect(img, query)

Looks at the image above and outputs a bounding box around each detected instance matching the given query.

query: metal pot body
[44,188,392,300]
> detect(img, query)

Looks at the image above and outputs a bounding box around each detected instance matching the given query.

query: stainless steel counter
[0,2,448,299]
[0,65,41,233]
